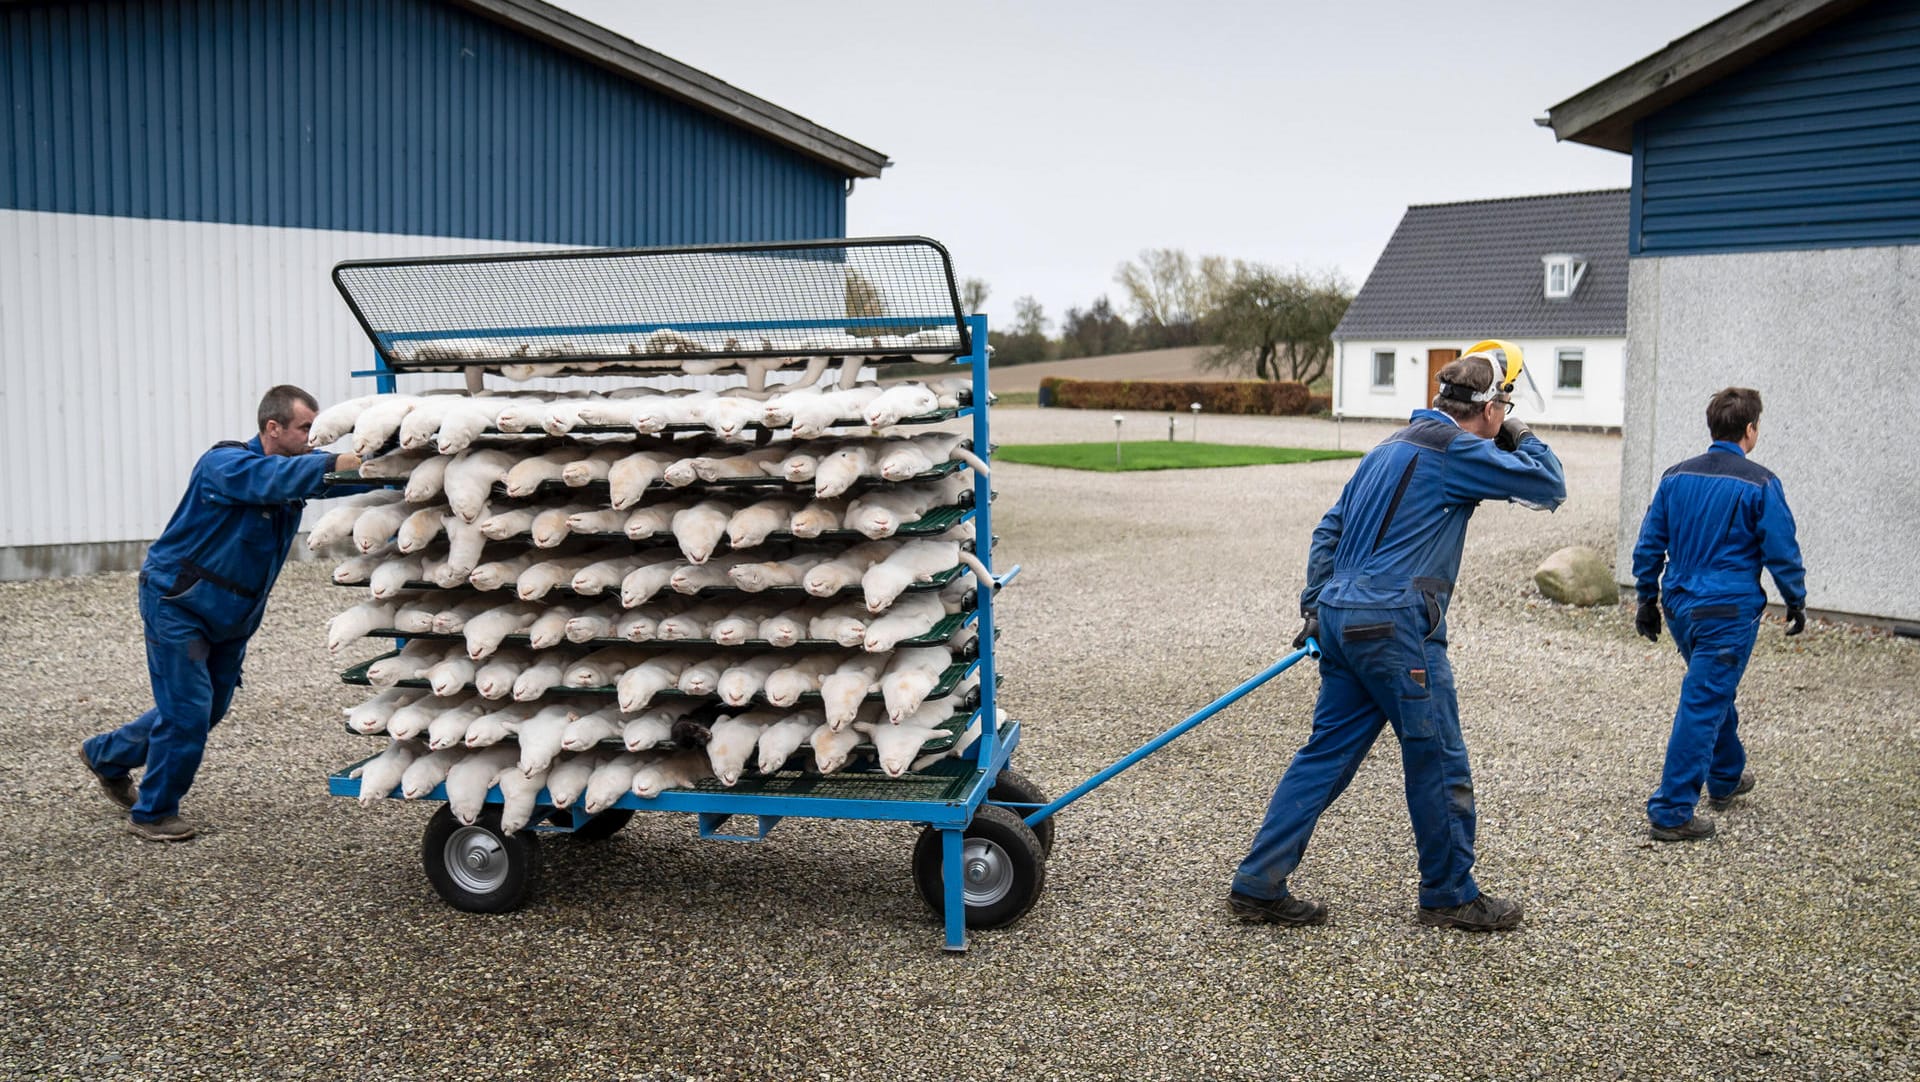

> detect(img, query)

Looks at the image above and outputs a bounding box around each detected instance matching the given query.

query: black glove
[1785,606,1806,637]
[1291,611,1320,651]
[1635,599,1661,643]
[1494,417,1532,452]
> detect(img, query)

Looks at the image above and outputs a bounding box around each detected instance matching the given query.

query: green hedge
[1038,378,1313,415]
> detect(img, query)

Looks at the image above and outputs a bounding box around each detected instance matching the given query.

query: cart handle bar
[1022,638,1320,830]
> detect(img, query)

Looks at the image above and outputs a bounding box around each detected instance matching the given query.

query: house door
[1426,349,1459,409]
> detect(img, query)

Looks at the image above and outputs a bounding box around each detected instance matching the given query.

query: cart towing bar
[1020,638,1321,829]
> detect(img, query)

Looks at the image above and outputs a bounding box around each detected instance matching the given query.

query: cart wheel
[421,805,540,914]
[568,808,635,842]
[912,804,1047,930]
[988,768,1055,855]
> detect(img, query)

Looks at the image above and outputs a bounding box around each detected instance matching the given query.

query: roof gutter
[450,0,892,178]
[1540,0,1872,153]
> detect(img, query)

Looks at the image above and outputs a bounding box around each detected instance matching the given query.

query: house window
[1542,254,1587,299]
[1371,350,1395,388]
[1556,348,1584,392]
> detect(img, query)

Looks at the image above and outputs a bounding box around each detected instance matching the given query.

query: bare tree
[1202,265,1352,384]
[1011,295,1047,337]
[960,277,991,315]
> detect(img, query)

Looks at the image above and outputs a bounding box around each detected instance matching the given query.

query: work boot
[1227,890,1329,926]
[126,816,197,843]
[1649,814,1716,842]
[78,745,137,811]
[1416,894,1523,932]
[1707,773,1756,810]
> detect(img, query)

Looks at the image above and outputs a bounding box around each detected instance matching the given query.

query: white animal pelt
[863,382,941,429]
[862,541,993,612]
[384,693,475,741]
[443,449,517,522]
[880,647,955,722]
[403,454,451,503]
[469,550,538,592]
[726,552,827,593]
[327,600,398,654]
[807,601,871,648]
[504,447,587,497]
[802,541,897,597]
[308,393,382,447]
[876,433,989,481]
[820,652,889,731]
[343,687,424,734]
[861,591,947,651]
[365,640,442,687]
[670,500,736,564]
[716,653,787,707]
[497,765,551,834]
[544,750,605,809]
[757,606,814,648]
[472,648,536,700]
[583,752,649,814]
[808,715,867,774]
[708,600,786,645]
[622,701,701,752]
[856,714,953,777]
[787,498,846,539]
[629,751,712,799]
[349,739,423,805]
[400,746,464,799]
[464,702,536,748]
[725,497,801,549]
[446,745,520,824]
[560,704,626,751]
[561,446,627,487]
[350,395,420,456]
[615,650,703,712]
[844,474,970,540]
[464,601,540,659]
[515,702,582,776]
[608,449,680,509]
[755,709,822,774]
[705,710,780,786]
[763,652,842,708]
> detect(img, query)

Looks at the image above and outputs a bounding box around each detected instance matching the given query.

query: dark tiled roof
[1333,189,1629,340]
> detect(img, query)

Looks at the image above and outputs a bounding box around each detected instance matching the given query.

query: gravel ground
[2,408,1915,1080]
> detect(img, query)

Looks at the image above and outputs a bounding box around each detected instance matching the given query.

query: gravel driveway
[1,409,1913,1080]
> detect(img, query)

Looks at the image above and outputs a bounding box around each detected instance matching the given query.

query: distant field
[994,441,1362,472]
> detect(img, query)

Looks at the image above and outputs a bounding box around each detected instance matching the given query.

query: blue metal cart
[322,238,1317,951]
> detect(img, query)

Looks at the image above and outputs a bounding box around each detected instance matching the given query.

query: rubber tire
[912,804,1048,930]
[568,808,635,842]
[421,804,540,914]
[988,767,1055,856]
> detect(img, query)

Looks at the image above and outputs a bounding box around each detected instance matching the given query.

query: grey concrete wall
[0,538,323,582]
[1619,245,1920,624]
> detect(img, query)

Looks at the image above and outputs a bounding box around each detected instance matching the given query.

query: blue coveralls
[83,437,343,824]
[1234,409,1566,909]
[1632,440,1805,829]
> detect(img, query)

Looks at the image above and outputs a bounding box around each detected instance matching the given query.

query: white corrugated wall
[0,209,829,577]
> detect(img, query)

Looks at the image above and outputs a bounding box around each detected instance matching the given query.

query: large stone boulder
[1534,546,1619,606]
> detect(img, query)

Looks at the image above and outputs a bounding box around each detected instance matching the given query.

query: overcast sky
[558,0,1735,332]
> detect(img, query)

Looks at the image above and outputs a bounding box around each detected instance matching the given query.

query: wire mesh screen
[332,237,970,372]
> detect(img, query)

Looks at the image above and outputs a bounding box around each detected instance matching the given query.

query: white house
[1331,190,1628,429]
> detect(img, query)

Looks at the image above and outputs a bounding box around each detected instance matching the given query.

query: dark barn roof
[1333,189,1629,340]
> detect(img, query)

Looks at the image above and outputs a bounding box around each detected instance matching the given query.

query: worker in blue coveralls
[1229,346,1566,932]
[1632,386,1805,842]
[79,386,363,842]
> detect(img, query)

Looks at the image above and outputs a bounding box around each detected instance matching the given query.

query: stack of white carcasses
[311,363,996,829]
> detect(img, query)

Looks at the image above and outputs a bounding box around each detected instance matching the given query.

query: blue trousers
[1646,602,1758,828]
[1233,604,1479,910]
[83,578,247,823]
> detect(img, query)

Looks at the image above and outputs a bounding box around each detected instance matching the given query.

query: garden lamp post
[1113,414,1124,467]
[1189,402,1201,442]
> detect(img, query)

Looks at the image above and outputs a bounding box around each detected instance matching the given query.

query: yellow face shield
[1460,339,1545,415]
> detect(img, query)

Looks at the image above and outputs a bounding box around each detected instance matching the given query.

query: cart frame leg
[941,828,968,952]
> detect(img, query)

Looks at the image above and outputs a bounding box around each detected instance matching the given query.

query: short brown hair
[258,385,319,431]
[1706,387,1762,442]
[1431,355,1498,420]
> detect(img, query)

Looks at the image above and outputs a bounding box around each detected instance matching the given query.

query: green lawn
[994,441,1362,472]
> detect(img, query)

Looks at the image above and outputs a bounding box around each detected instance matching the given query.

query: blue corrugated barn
[0,0,889,578]
[1546,0,1920,627]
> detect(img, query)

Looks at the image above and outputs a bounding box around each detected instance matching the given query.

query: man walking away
[1632,387,1806,842]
